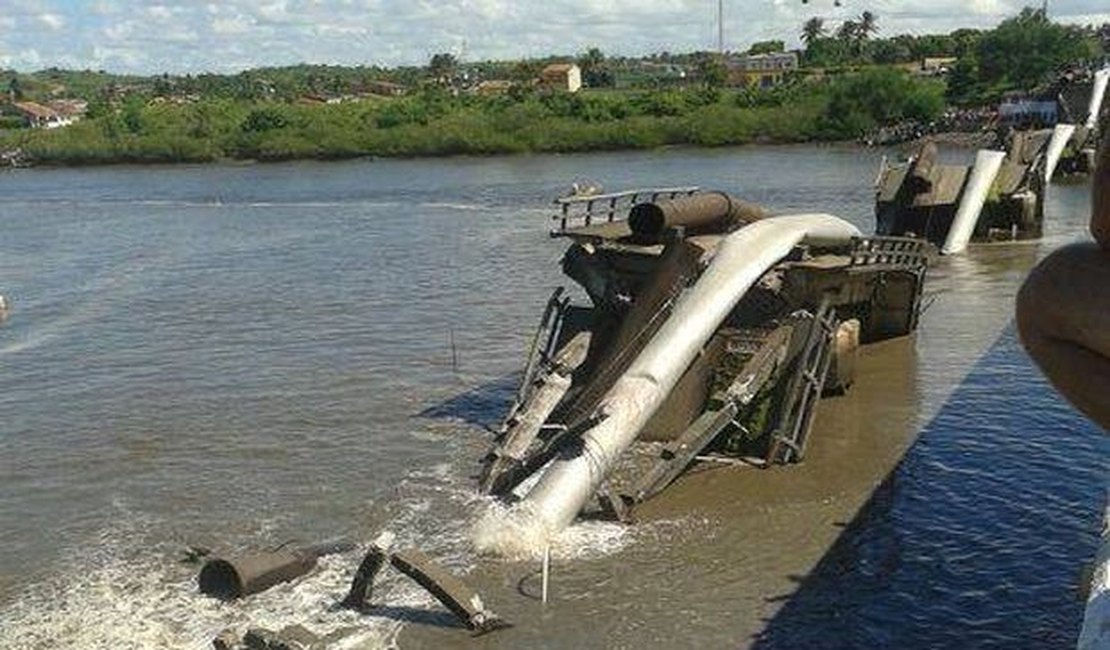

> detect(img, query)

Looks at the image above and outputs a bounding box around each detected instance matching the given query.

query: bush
[241,107,289,132]
[818,68,944,138]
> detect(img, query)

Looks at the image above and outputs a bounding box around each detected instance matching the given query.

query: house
[727,51,798,88]
[47,99,88,118]
[539,63,582,93]
[473,79,514,96]
[11,101,74,129]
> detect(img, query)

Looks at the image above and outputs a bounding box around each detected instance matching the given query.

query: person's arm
[1094,128,1110,250]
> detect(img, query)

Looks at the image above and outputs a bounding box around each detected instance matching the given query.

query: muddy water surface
[0,147,1103,649]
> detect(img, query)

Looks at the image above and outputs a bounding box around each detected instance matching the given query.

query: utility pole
[717,0,724,54]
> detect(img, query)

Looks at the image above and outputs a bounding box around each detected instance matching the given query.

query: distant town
[1,7,1107,166]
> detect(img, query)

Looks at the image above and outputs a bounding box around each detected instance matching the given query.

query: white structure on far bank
[540,63,582,93]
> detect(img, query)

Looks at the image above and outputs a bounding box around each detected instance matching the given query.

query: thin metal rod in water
[449,328,459,373]
[541,545,550,604]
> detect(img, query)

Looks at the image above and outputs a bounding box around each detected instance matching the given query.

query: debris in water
[339,531,395,612]
[198,539,355,600]
[338,534,510,636]
[389,548,510,635]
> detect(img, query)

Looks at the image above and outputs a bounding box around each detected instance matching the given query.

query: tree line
[0,68,944,164]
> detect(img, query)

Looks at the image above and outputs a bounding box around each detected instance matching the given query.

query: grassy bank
[0,69,944,166]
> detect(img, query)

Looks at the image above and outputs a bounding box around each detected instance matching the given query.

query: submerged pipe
[1087,68,1110,130]
[628,192,769,238]
[907,141,938,195]
[1044,123,1077,182]
[512,214,860,541]
[198,540,355,600]
[942,150,1006,255]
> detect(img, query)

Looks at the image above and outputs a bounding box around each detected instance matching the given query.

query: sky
[1,0,1108,75]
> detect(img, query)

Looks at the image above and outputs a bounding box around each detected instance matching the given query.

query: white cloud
[38,13,64,30]
[0,0,1105,74]
[146,5,175,21]
[211,16,253,34]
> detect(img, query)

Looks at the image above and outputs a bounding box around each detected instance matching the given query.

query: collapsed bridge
[480,188,929,546]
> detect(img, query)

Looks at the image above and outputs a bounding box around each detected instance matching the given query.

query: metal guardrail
[849,235,931,269]
[552,186,699,233]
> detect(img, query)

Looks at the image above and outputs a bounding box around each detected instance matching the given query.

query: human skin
[1093,128,1110,250]
[1015,128,1110,429]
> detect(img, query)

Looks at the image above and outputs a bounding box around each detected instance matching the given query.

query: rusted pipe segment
[198,550,317,600]
[197,539,353,600]
[627,192,769,238]
[906,141,938,194]
[389,549,510,635]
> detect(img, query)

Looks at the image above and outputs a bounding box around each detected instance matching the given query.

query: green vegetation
[0,7,1104,166]
[0,71,948,164]
[819,69,945,139]
[800,7,1103,106]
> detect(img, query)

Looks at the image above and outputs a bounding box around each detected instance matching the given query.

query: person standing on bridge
[1016,127,1110,430]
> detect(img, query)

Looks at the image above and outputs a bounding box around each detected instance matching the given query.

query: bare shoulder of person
[1094,129,1110,249]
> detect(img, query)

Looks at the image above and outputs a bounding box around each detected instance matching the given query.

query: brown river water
[0,146,1103,648]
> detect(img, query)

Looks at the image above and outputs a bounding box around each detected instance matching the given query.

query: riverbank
[0,70,945,167]
[0,102,829,167]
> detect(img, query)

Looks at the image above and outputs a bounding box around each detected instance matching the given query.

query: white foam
[0,528,417,650]
[0,435,638,648]
[471,500,630,561]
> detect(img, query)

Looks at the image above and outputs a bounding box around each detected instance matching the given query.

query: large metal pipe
[1086,67,1110,130]
[198,540,354,600]
[942,150,1006,255]
[1044,123,1077,182]
[907,141,938,195]
[628,192,769,238]
[511,214,861,540]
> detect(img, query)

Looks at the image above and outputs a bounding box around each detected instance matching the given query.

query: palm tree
[836,20,859,42]
[858,11,879,40]
[801,17,827,47]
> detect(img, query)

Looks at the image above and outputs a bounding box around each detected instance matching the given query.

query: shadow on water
[752,326,1107,650]
[417,373,520,430]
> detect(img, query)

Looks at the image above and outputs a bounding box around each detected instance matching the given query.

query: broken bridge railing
[552,186,699,234]
[848,235,931,269]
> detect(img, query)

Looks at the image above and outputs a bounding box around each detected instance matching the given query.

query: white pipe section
[1086,68,1109,130]
[1044,123,1077,182]
[942,150,1006,255]
[1078,499,1110,650]
[517,214,861,538]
